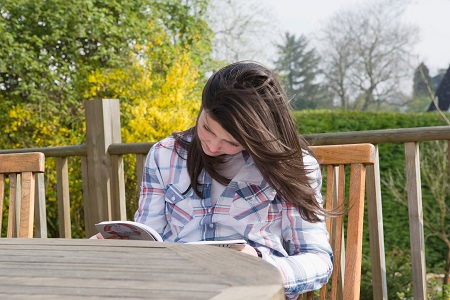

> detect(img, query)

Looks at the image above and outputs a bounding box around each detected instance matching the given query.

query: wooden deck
[0,238,284,299]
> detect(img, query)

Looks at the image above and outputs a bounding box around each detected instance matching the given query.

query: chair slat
[19,171,35,238]
[300,143,375,300]
[0,152,45,238]
[343,163,366,300]
[7,174,17,237]
[310,144,375,165]
[0,174,4,231]
[0,152,45,173]
[330,165,345,299]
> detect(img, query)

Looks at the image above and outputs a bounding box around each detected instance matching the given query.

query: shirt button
[209,224,214,228]
[171,196,175,201]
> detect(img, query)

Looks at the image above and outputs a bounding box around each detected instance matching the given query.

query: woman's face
[197,110,244,156]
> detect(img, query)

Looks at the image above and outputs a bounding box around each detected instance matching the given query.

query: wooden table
[0,238,284,299]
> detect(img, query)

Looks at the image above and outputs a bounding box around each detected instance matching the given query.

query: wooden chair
[299,143,376,300]
[0,152,45,238]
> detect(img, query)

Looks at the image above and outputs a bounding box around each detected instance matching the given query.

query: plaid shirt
[135,136,333,298]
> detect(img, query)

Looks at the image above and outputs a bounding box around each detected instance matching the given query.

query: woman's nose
[208,139,221,152]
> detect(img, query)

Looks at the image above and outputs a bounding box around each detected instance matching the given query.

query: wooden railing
[1,99,449,300]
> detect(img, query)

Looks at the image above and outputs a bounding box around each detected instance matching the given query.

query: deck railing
[1,99,449,300]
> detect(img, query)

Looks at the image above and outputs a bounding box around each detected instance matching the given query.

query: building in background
[427,66,450,112]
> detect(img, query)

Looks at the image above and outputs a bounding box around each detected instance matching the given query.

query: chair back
[0,152,45,238]
[302,143,376,300]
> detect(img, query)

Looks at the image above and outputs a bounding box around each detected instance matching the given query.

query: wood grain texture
[0,152,45,173]
[0,239,284,300]
[0,152,45,238]
[19,171,35,238]
[56,157,71,238]
[310,144,375,165]
[404,142,427,300]
[303,144,374,300]
[365,145,388,300]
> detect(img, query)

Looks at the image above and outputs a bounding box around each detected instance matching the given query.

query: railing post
[56,157,71,238]
[404,142,427,300]
[84,99,122,237]
[366,145,388,300]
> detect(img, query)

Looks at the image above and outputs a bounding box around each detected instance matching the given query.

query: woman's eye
[228,142,240,147]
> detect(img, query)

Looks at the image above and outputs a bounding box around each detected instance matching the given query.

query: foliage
[0,0,211,145]
[0,0,158,140]
[0,0,213,238]
[413,63,434,99]
[273,32,332,110]
[407,96,432,113]
[293,109,450,297]
[384,140,450,286]
[84,48,202,143]
[361,248,413,300]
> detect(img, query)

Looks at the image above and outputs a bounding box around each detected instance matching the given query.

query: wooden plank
[18,172,35,238]
[331,165,345,300]
[343,163,365,300]
[404,142,427,300]
[311,144,375,165]
[305,125,450,145]
[0,174,4,235]
[0,239,284,299]
[0,152,44,173]
[136,153,146,198]
[110,154,126,220]
[84,99,122,236]
[7,174,17,237]
[56,157,71,238]
[0,145,87,157]
[211,285,284,300]
[365,145,388,300]
[320,165,336,300]
[81,156,89,237]
[34,172,48,238]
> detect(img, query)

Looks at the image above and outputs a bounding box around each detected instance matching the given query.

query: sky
[262,0,450,76]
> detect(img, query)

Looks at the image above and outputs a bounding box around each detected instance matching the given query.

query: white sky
[262,0,450,76]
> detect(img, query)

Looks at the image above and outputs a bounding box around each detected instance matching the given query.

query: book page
[187,239,247,251]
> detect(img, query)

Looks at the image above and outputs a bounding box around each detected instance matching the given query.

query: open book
[95,221,247,250]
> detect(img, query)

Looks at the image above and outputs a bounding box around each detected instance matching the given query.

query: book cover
[95,220,163,241]
[95,221,247,250]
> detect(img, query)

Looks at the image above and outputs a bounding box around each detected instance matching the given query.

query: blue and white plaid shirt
[135,136,333,298]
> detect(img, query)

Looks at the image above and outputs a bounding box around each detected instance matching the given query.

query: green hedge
[293,109,448,271]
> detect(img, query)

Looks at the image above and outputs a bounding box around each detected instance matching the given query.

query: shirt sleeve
[134,143,168,238]
[260,154,333,299]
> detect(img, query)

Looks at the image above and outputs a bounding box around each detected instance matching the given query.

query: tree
[406,63,434,112]
[413,63,433,99]
[0,0,213,237]
[318,0,419,111]
[0,0,212,147]
[206,0,275,66]
[273,32,331,110]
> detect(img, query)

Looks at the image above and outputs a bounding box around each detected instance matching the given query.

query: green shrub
[293,110,449,297]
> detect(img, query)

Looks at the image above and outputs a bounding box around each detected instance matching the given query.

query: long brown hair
[175,61,325,222]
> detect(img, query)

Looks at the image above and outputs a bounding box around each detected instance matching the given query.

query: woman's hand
[89,232,104,239]
[239,244,259,257]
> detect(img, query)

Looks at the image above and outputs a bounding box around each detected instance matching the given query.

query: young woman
[93,61,333,298]
[133,61,333,298]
